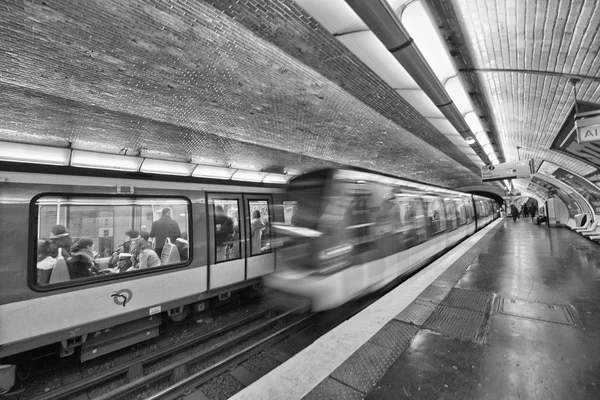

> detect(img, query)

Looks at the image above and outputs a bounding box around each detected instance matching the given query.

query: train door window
[34,196,190,288]
[282,201,297,225]
[465,201,474,221]
[444,199,457,231]
[213,199,241,263]
[453,198,467,226]
[248,200,271,256]
[343,188,374,244]
[423,196,446,235]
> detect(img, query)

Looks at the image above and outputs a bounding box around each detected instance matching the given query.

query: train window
[453,198,467,226]
[283,201,297,225]
[213,199,241,263]
[248,200,271,256]
[444,199,457,231]
[345,190,375,242]
[423,197,446,235]
[34,196,190,286]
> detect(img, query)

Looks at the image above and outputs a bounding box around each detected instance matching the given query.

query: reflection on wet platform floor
[368,218,600,400]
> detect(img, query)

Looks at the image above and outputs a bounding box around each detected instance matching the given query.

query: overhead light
[140,159,196,176]
[444,76,472,115]
[0,141,71,165]
[465,137,476,145]
[192,165,236,180]
[482,143,495,155]
[263,173,293,184]
[464,112,485,134]
[488,154,500,165]
[401,1,456,82]
[71,150,143,171]
[231,170,269,182]
[475,131,492,147]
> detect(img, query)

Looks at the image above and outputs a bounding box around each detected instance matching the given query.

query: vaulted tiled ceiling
[1,0,599,192]
[425,0,600,194]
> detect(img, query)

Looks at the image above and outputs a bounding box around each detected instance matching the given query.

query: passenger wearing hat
[49,224,72,260]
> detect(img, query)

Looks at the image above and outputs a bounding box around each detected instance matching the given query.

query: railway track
[29,307,305,400]
[140,272,423,399]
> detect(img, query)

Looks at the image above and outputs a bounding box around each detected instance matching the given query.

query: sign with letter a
[576,112,600,143]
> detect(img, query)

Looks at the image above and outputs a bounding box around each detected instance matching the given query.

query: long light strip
[399,1,499,163]
[0,141,295,184]
[0,142,71,166]
[140,158,197,176]
[71,150,143,171]
[293,0,488,167]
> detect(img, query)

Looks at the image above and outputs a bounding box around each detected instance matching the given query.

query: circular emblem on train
[111,289,133,307]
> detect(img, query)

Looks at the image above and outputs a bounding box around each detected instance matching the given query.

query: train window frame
[422,196,447,236]
[29,192,193,292]
[247,199,272,257]
[212,198,242,264]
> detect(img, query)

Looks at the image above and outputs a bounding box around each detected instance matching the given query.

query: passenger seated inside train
[67,238,98,279]
[176,232,189,261]
[36,240,58,284]
[49,224,73,260]
[134,238,161,269]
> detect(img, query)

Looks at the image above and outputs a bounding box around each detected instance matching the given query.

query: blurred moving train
[0,164,497,392]
[265,168,498,311]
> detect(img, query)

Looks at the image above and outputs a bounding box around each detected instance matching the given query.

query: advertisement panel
[550,168,600,214]
[531,176,581,216]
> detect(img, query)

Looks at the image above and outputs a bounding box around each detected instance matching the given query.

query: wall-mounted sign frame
[481,159,534,182]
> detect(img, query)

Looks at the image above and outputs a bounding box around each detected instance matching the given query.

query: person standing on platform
[510,204,519,222]
[530,203,537,221]
[150,208,181,258]
[523,204,529,218]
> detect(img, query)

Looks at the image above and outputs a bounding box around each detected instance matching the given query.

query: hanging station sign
[575,111,600,143]
[481,159,534,182]
[550,101,600,168]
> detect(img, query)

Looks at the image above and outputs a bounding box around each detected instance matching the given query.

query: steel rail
[92,307,305,400]
[30,309,272,400]
[147,313,316,400]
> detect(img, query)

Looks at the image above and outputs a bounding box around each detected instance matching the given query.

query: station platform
[231,217,600,400]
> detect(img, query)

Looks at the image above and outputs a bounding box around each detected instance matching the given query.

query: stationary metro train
[0,163,287,390]
[265,168,498,311]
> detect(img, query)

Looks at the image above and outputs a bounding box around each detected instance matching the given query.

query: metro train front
[265,167,482,312]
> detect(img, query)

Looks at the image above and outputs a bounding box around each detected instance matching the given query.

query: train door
[207,194,245,289]
[244,195,275,278]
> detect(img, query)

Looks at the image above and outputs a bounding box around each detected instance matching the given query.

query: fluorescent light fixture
[396,89,444,117]
[71,150,143,171]
[488,154,500,165]
[465,137,476,145]
[426,118,460,134]
[294,0,366,35]
[192,165,236,180]
[263,173,293,184]
[464,112,485,134]
[445,76,473,115]
[140,159,196,176]
[0,141,71,165]
[337,31,418,89]
[475,131,491,147]
[231,169,269,182]
[482,143,495,155]
[401,1,457,82]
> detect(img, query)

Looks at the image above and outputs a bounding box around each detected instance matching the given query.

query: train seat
[49,258,70,283]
